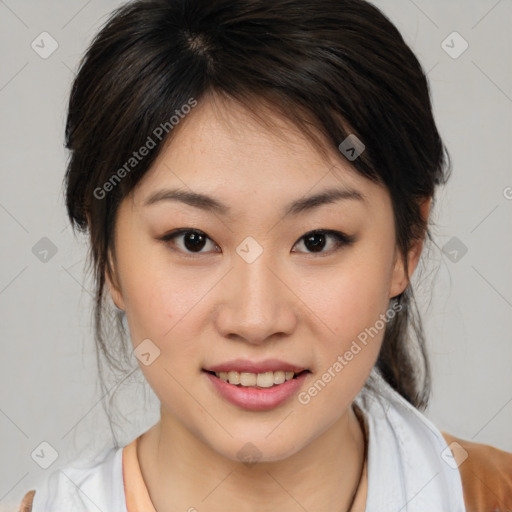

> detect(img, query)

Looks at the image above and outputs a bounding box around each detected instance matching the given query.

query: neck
[137,404,367,512]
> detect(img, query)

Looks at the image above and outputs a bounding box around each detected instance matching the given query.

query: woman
[19,0,512,510]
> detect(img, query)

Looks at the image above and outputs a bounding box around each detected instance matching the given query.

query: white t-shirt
[30,368,466,511]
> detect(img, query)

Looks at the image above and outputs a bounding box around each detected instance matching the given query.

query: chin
[210,433,306,466]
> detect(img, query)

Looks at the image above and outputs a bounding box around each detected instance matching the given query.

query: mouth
[202,369,311,388]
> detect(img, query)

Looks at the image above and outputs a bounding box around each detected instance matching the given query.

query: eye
[159,228,219,256]
[159,228,355,258]
[292,230,355,256]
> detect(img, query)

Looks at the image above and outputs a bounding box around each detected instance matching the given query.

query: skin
[105,94,430,512]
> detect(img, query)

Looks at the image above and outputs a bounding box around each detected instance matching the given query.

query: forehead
[131,95,386,212]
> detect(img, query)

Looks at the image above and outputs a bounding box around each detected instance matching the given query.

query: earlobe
[389,238,425,299]
[389,196,432,299]
[409,196,432,275]
[389,248,408,299]
[105,250,125,311]
[107,275,125,311]
[419,196,432,224]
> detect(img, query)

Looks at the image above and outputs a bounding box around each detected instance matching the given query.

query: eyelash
[158,228,355,258]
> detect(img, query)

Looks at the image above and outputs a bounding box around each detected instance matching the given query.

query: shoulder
[17,444,125,512]
[441,431,512,512]
[18,489,35,512]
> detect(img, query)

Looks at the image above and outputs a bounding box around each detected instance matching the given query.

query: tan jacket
[17,431,512,512]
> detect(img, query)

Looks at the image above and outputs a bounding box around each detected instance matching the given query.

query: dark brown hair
[64,0,450,442]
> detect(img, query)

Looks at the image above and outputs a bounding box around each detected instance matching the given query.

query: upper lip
[203,359,309,374]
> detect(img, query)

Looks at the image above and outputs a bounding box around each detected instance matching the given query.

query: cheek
[294,261,392,416]
[121,275,170,340]
[294,250,394,406]
[121,267,206,399]
[119,245,205,340]
[298,254,393,340]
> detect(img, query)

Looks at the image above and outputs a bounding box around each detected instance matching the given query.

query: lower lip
[203,370,309,411]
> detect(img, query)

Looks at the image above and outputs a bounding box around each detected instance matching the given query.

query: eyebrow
[143,186,365,218]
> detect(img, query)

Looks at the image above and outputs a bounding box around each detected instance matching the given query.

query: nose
[214,254,298,345]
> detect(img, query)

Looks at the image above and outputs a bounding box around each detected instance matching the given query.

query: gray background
[1,0,511,509]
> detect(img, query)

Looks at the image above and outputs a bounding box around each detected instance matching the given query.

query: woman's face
[107,95,420,462]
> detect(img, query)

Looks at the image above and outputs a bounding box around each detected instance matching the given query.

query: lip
[203,369,310,411]
[203,358,308,374]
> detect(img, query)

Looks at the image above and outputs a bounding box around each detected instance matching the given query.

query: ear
[389,197,432,298]
[105,249,126,311]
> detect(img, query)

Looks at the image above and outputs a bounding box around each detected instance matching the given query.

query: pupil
[305,233,325,252]
[184,232,205,252]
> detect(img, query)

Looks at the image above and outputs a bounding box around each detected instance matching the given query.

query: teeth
[227,371,240,385]
[240,372,257,386]
[215,370,300,387]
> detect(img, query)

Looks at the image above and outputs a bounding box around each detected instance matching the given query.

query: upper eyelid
[162,228,347,241]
